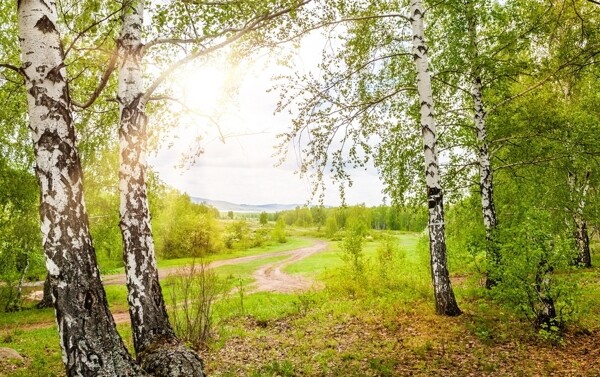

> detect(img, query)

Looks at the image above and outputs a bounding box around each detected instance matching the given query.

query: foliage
[324,215,339,239]
[340,218,366,277]
[0,162,43,312]
[224,219,251,250]
[154,189,222,258]
[492,214,578,332]
[277,204,427,234]
[169,259,224,350]
[259,212,268,225]
[272,217,287,244]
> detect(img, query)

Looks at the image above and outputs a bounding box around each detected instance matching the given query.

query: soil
[25,239,328,327]
[251,240,327,294]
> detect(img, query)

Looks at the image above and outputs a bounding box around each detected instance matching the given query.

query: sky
[148,36,386,207]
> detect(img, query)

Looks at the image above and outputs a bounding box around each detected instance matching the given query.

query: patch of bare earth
[203,310,600,376]
[21,239,327,330]
[250,240,327,294]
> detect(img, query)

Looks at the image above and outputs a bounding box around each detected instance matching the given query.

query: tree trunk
[17,1,144,375]
[117,2,205,374]
[534,260,558,329]
[36,273,53,309]
[409,0,461,316]
[569,171,592,267]
[466,8,500,288]
[8,256,29,311]
[573,217,591,267]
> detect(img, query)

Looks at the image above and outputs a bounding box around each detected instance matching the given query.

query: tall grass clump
[169,259,224,349]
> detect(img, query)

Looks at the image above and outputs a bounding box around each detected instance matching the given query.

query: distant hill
[191,197,301,213]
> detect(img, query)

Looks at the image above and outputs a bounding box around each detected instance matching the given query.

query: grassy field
[2,232,600,376]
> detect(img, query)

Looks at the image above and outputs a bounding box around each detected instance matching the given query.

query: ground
[2,233,600,376]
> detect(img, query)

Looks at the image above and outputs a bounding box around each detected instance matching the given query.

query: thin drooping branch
[487,52,598,115]
[63,6,124,57]
[141,2,310,103]
[494,156,569,171]
[143,23,252,52]
[273,13,411,47]
[72,49,119,109]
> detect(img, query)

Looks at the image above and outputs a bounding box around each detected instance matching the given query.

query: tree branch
[141,1,310,103]
[149,95,227,142]
[0,63,23,77]
[63,6,123,57]
[72,49,119,109]
[271,13,410,47]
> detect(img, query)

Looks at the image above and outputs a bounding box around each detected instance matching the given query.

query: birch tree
[273,0,461,315]
[116,2,204,373]
[113,0,310,373]
[15,0,145,375]
[464,2,498,287]
[569,171,592,267]
[409,0,461,316]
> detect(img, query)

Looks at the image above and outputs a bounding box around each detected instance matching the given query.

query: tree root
[138,337,205,377]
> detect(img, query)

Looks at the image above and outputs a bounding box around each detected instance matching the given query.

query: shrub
[493,216,578,334]
[169,259,224,349]
[340,219,366,277]
[272,217,287,243]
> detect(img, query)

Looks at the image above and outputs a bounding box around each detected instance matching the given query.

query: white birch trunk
[410,0,461,316]
[17,1,144,375]
[117,1,204,374]
[472,78,497,235]
[466,10,499,287]
[569,171,592,267]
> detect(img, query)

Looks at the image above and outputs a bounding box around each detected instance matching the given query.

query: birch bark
[409,0,461,316]
[117,1,204,374]
[466,7,499,287]
[17,1,144,375]
[569,171,592,267]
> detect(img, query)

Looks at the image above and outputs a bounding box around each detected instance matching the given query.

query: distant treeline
[270,205,428,233]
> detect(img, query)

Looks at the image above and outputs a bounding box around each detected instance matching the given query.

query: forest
[1,0,600,376]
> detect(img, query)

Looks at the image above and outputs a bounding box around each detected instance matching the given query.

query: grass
[155,237,311,269]
[98,236,310,275]
[3,232,600,376]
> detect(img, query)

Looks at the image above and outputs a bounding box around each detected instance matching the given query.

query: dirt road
[101,239,327,290]
[251,240,327,293]
[26,239,328,327]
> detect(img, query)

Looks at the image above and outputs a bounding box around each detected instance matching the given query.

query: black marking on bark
[35,15,57,34]
[46,65,64,83]
[427,186,441,209]
[84,291,94,310]
[38,129,60,150]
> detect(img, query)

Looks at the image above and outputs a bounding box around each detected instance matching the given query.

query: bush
[272,217,287,243]
[169,259,224,349]
[376,235,404,281]
[340,219,366,277]
[223,219,251,250]
[492,217,578,333]
[325,215,338,239]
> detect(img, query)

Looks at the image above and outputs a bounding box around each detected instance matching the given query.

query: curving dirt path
[251,240,327,294]
[24,239,328,328]
[101,240,327,287]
